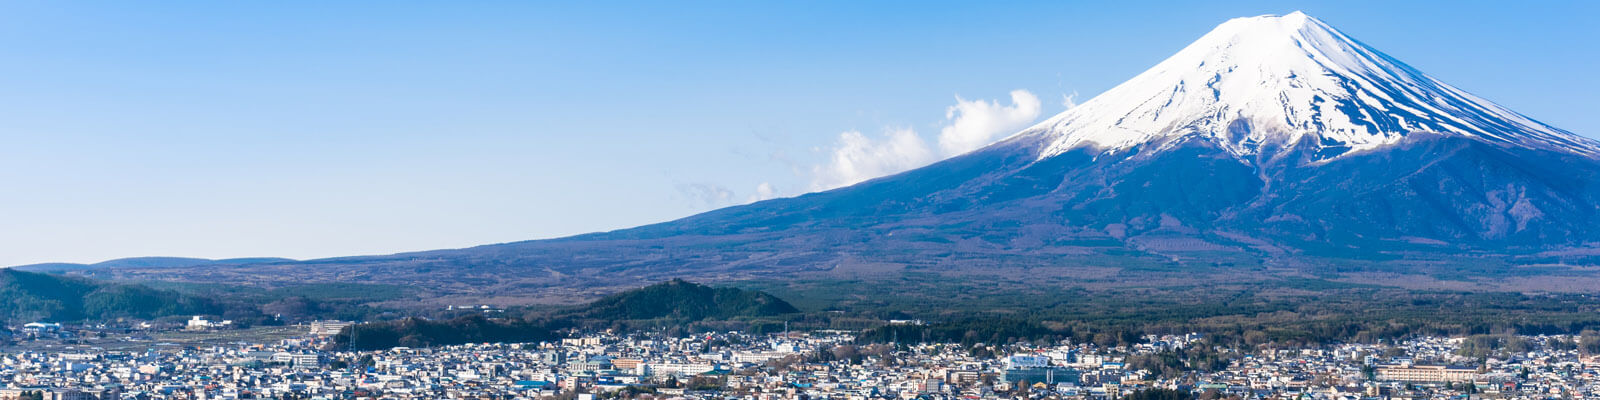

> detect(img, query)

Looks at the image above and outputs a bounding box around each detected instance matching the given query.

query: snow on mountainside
[1014,11,1598,161]
[593,11,1600,251]
[82,12,1600,296]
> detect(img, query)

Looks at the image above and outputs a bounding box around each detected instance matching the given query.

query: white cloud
[747,182,777,203]
[811,127,935,191]
[685,88,1050,208]
[936,89,1042,155]
[805,89,1046,193]
[675,183,735,209]
[1062,91,1079,110]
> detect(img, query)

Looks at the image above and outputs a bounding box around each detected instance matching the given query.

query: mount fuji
[1025,11,1594,161]
[95,12,1600,295]
[608,12,1600,253]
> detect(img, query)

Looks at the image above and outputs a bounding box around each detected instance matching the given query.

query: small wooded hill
[334,280,798,350]
[573,278,798,321]
[0,269,220,323]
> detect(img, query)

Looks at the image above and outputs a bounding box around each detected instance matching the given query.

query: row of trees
[843,287,1600,349]
[331,280,803,350]
[330,314,558,350]
[0,269,222,324]
[857,316,1600,352]
[0,268,404,328]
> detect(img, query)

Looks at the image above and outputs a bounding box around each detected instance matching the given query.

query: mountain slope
[1017,11,1595,161]
[0,269,222,323]
[599,12,1600,252]
[11,257,296,272]
[92,12,1600,298]
[575,279,799,321]
[333,280,795,350]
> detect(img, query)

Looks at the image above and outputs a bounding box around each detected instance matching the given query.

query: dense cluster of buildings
[2,322,1600,399]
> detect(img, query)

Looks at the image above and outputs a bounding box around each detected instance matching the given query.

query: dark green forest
[330,280,801,350]
[331,314,557,350]
[12,268,1600,353]
[0,269,219,323]
[0,269,391,326]
[844,286,1600,347]
[578,278,798,321]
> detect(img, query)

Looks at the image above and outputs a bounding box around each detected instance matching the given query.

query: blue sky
[3,1,1596,265]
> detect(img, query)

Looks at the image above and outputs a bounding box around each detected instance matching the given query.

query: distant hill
[10,263,88,271]
[0,269,221,323]
[82,12,1600,302]
[573,279,798,321]
[335,280,797,350]
[11,257,295,272]
[332,314,554,351]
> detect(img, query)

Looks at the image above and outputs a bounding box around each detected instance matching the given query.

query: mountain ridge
[10,257,296,272]
[1011,11,1597,162]
[68,12,1600,301]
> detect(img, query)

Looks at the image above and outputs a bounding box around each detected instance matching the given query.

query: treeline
[1455,332,1600,358]
[577,279,798,321]
[331,280,801,350]
[0,269,395,326]
[1456,334,1534,358]
[0,269,220,323]
[330,314,558,350]
[1126,346,1236,377]
[350,284,1600,351]
[1123,388,1194,400]
[856,319,1082,346]
[847,288,1600,347]
[855,313,1600,348]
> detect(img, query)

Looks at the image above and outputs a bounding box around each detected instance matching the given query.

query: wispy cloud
[936,89,1042,155]
[747,182,777,203]
[676,89,1049,206]
[809,89,1044,192]
[810,127,935,191]
[675,182,736,209]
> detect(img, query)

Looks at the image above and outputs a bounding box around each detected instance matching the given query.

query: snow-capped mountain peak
[1019,11,1596,161]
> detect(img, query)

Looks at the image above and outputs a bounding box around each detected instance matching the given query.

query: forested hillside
[0,269,220,323]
